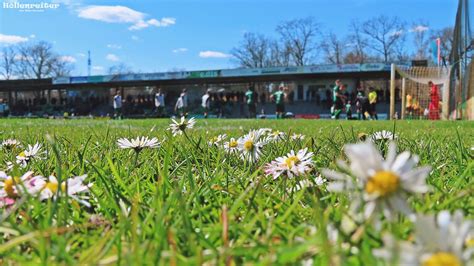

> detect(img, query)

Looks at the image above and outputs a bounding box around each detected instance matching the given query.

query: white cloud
[173,48,188,53]
[199,51,231,58]
[29,34,36,39]
[147,17,176,27]
[389,30,404,37]
[92,65,104,74]
[77,5,176,31]
[59,55,77,63]
[107,44,122,49]
[77,53,86,57]
[0,33,29,45]
[131,35,140,41]
[78,5,144,23]
[410,25,429,33]
[128,17,177,31]
[14,54,31,61]
[106,53,120,62]
[128,20,149,31]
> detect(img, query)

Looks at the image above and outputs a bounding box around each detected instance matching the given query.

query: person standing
[181,88,188,112]
[154,88,165,117]
[175,89,188,117]
[113,90,122,119]
[271,84,286,119]
[245,85,256,118]
[355,89,369,120]
[345,100,352,120]
[0,99,7,117]
[332,80,345,119]
[368,87,378,120]
[202,89,211,118]
[428,81,440,120]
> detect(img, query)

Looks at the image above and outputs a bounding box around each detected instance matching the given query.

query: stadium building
[0,63,396,118]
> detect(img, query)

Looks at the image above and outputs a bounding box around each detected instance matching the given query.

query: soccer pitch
[1,119,473,264]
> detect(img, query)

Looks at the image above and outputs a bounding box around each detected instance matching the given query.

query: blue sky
[0,0,458,76]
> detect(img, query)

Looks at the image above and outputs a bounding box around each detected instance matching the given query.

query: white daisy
[291,133,305,141]
[208,134,227,147]
[37,175,92,207]
[322,141,431,221]
[370,130,398,142]
[265,148,314,179]
[291,175,326,192]
[168,117,196,136]
[266,130,286,143]
[117,136,160,151]
[2,139,21,149]
[223,138,239,154]
[0,171,43,199]
[237,130,266,162]
[257,128,272,136]
[374,210,473,265]
[16,143,43,167]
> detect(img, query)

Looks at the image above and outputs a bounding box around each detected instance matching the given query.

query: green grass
[0,119,473,265]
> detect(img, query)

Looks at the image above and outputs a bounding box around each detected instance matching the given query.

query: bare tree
[0,47,17,80]
[361,15,406,63]
[276,17,321,66]
[431,27,454,64]
[108,63,133,75]
[346,20,369,63]
[51,57,73,77]
[231,32,271,68]
[411,21,430,59]
[15,41,72,79]
[321,32,345,64]
[393,35,411,63]
[267,40,292,67]
[16,41,55,79]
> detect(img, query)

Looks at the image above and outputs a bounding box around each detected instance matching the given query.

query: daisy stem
[183,131,203,153]
[134,151,140,168]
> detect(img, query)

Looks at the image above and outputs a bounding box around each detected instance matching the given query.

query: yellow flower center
[18,151,26,157]
[358,133,368,141]
[243,140,254,151]
[285,156,300,167]
[466,237,474,247]
[422,252,461,266]
[365,171,399,197]
[43,181,66,193]
[4,177,19,198]
[229,140,238,148]
[44,182,59,193]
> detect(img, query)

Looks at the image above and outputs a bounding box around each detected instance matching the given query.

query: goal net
[391,65,452,120]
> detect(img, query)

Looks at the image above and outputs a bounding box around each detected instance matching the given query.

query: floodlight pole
[401,78,406,119]
[390,63,396,120]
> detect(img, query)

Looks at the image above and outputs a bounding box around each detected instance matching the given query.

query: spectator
[155,88,165,117]
[201,89,211,118]
[113,90,123,119]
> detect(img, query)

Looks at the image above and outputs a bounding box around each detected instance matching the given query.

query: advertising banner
[55,63,391,84]
[70,76,89,84]
[187,70,221,78]
[52,77,70,84]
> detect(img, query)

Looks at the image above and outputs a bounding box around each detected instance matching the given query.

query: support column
[401,78,406,119]
[390,63,396,120]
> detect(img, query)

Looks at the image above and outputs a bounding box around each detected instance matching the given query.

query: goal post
[390,64,452,120]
